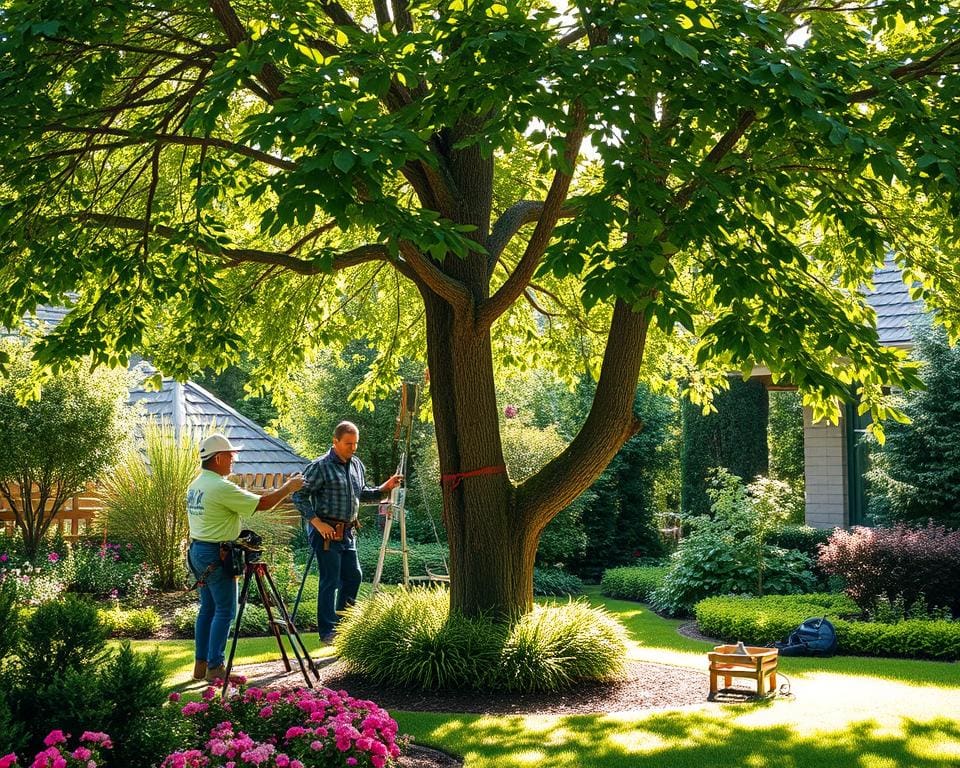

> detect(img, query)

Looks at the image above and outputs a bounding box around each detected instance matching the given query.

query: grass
[154,584,960,767]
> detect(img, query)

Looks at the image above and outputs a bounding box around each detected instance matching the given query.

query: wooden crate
[708,645,779,698]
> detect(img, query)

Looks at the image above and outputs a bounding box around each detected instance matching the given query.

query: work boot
[204,664,244,684]
[192,660,207,680]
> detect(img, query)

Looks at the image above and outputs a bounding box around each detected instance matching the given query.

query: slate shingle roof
[866,259,925,347]
[129,370,307,477]
[4,304,308,477]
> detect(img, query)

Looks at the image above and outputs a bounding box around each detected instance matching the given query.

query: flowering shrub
[0,562,67,606]
[818,523,960,617]
[1,729,114,768]
[66,541,155,602]
[0,538,154,606]
[170,685,405,768]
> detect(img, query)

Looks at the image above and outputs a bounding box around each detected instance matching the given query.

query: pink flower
[0,753,17,768]
[47,552,59,563]
[109,589,119,599]
[258,705,273,718]
[168,692,182,702]
[79,733,111,746]
[0,554,7,562]
[71,748,91,761]
[346,759,358,766]
[43,731,68,747]
[504,404,519,419]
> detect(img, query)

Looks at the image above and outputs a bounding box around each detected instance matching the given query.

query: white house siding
[803,407,848,529]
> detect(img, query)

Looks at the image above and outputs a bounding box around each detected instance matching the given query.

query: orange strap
[441,465,506,491]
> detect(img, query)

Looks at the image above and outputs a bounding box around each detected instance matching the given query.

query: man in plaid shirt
[292,421,402,642]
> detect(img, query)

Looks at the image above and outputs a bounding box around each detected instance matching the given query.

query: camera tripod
[222,559,320,697]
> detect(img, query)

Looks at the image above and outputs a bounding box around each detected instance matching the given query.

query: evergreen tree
[681,378,769,517]
[867,319,960,528]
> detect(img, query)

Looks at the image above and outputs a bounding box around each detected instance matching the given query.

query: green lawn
[149,586,960,767]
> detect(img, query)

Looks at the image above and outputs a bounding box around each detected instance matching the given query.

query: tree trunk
[423,292,538,619]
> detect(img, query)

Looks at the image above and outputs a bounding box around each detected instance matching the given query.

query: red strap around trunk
[441,464,507,491]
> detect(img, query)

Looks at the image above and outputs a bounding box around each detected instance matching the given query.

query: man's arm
[256,473,304,510]
[290,460,339,541]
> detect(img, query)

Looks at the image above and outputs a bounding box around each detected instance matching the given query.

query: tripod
[222,559,320,697]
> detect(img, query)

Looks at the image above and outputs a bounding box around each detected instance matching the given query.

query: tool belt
[318,517,359,550]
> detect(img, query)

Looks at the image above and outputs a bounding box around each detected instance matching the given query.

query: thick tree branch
[557,27,589,47]
[392,0,413,34]
[516,298,651,527]
[847,39,960,102]
[70,212,419,278]
[208,0,285,101]
[486,200,578,265]
[398,242,473,311]
[477,102,587,328]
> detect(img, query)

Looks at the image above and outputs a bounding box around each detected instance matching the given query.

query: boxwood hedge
[695,593,960,660]
[600,565,668,602]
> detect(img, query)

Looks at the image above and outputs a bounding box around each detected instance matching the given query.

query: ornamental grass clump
[336,587,628,692]
[169,684,405,768]
[336,587,503,690]
[499,602,628,692]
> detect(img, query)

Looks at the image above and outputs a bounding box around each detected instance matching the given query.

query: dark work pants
[309,533,362,637]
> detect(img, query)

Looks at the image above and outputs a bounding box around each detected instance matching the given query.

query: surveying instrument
[222,538,320,697]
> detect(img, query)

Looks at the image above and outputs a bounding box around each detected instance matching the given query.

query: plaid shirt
[292,447,383,526]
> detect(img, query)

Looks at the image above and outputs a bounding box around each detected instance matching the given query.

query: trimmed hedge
[98,605,162,638]
[695,593,960,660]
[600,565,668,602]
[533,567,583,596]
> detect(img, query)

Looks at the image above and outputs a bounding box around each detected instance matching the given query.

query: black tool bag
[774,617,838,657]
[219,540,246,577]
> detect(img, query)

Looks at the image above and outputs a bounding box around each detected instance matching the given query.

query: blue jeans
[311,533,361,637]
[188,541,237,667]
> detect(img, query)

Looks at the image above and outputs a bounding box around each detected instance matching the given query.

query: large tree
[0,0,958,618]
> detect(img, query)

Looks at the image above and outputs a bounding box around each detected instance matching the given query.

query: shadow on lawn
[417,711,960,768]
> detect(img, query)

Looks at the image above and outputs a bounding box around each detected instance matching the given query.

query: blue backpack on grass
[774,617,838,657]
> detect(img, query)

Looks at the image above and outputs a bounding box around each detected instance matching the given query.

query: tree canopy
[1,0,958,615]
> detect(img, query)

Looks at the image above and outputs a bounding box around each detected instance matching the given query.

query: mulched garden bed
[224,657,711,716]
[199,656,711,768]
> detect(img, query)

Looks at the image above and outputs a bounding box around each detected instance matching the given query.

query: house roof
[5,304,308,478]
[129,369,308,478]
[866,260,925,348]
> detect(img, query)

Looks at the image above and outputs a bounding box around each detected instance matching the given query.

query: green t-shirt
[186,469,260,542]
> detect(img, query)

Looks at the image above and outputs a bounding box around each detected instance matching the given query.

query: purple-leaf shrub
[818,523,960,616]
[171,685,405,768]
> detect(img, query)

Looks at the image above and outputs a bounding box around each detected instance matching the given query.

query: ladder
[371,382,417,593]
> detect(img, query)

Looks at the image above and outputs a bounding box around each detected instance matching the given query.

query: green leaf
[333,150,356,173]
[663,33,699,62]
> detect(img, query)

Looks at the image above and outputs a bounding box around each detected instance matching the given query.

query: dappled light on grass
[395,710,960,768]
